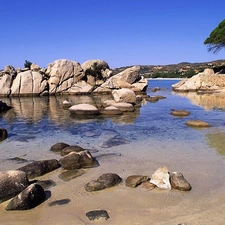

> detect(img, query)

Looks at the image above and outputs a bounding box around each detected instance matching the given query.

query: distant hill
[113,60,225,78]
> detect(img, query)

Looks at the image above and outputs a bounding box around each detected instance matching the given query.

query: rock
[50,142,70,153]
[0,101,12,112]
[18,159,60,179]
[100,106,123,115]
[0,128,8,141]
[11,71,47,96]
[0,73,14,96]
[112,88,136,104]
[150,167,171,190]
[152,87,161,92]
[5,183,46,210]
[170,172,192,191]
[34,180,56,189]
[60,145,85,156]
[125,175,149,188]
[172,68,225,93]
[48,198,71,206]
[62,100,71,107]
[59,150,96,170]
[185,120,210,128]
[140,181,156,191]
[67,80,94,94]
[86,210,110,221]
[45,59,84,94]
[69,104,99,115]
[58,169,85,182]
[171,110,191,117]
[0,170,30,203]
[84,173,122,192]
[131,76,148,92]
[30,63,40,71]
[111,102,134,112]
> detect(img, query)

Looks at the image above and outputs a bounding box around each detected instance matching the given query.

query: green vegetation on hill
[113,60,225,78]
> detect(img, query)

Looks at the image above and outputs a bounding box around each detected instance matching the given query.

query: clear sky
[1,0,224,69]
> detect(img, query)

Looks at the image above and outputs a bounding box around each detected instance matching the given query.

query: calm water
[0,79,225,168]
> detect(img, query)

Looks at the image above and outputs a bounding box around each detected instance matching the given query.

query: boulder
[18,159,60,179]
[185,120,210,128]
[0,73,14,96]
[45,59,84,94]
[58,169,85,182]
[0,170,30,203]
[111,102,134,112]
[67,80,94,94]
[69,104,99,115]
[125,175,149,188]
[84,173,122,192]
[150,167,171,190]
[170,172,192,191]
[60,145,85,156]
[140,181,156,191]
[112,88,136,104]
[11,71,47,96]
[100,106,123,115]
[170,110,191,117]
[50,142,70,153]
[100,66,144,90]
[0,128,8,141]
[59,150,96,170]
[5,183,46,210]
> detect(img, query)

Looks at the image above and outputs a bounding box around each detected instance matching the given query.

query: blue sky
[1,0,224,69]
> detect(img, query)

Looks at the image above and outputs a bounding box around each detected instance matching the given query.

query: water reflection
[173,92,225,111]
[206,130,225,156]
[0,95,140,125]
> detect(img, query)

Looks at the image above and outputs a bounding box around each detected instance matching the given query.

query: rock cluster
[0,140,192,214]
[0,59,148,96]
[172,68,225,93]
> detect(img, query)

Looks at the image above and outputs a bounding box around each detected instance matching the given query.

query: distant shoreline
[147,78,187,80]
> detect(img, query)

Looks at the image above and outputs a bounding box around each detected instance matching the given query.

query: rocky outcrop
[172,68,225,93]
[0,59,148,96]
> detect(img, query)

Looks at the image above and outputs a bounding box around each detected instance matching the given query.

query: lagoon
[0,79,225,224]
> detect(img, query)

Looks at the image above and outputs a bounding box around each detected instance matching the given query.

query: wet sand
[0,136,225,225]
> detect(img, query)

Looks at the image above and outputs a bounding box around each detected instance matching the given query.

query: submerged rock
[185,120,210,128]
[50,142,70,153]
[170,110,191,117]
[0,128,8,141]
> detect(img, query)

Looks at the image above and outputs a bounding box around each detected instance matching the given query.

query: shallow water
[0,79,225,224]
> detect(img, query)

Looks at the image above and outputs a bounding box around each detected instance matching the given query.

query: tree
[204,19,225,53]
[24,60,32,69]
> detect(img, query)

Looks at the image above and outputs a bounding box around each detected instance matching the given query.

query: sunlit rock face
[172,68,225,93]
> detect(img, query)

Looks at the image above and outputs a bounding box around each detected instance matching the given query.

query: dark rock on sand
[33,180,56,189]
[84,173,122,192]
[0,128,8,141]
[5,183,46,211]
[60,145,84,156]
[48,198,71,206]
[0,170,30,203]
[50,142,70,153]
[18,159,60,179]
[170,172,192,191]
[125,175,149,188]
[86,210,110,221]
[59,150,97,170]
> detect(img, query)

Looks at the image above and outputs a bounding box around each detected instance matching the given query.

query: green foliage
[204,19,225,53]
[85,62,103,79]
[24,60,32,69]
